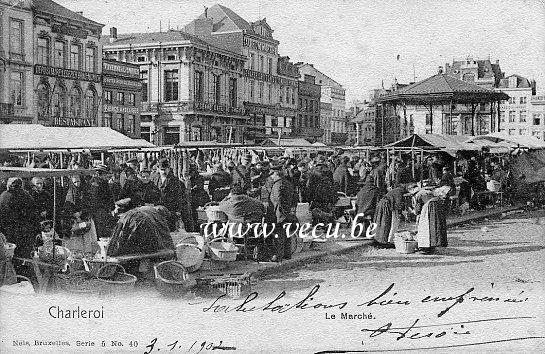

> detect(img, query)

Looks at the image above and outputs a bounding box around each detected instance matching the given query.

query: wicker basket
[176,242,205,272]
[71,258,118,277]
[97,264,137,296]
[205,206,228,222]
[207,238,238,262]
[194,273,252,299]
[56,270,104,295]
[394,239,418,254]
[154,260,192,297]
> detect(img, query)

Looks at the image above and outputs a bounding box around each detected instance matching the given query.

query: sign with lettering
[34,65,101,83]
[243,37,276,54]
[103,76,141,90]
[103,61,140,79]
[51,24,88,39]
[53,117,95,127]
[243,69,297,87]
[103,104,140,114]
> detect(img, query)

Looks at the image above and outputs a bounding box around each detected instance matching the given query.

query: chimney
[204,7,208,18]
[109,27,118,43]
[438,66,443,74]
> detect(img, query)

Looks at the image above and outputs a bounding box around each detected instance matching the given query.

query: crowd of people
[0,147,530,278]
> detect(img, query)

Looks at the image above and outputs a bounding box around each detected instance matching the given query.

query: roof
[260,138,313,147]
[33,0,103,28]
[498,74,533,89]
[467,133,545,150]
[377,73,509,103]
[447,59,500,81]
[387,134,510,154]
[0,125,155,151]
[191,4,251,33]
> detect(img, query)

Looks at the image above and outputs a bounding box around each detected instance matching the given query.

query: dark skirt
[373,198,393,244]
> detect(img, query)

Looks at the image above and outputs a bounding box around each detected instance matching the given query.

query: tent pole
[411,148,415,179]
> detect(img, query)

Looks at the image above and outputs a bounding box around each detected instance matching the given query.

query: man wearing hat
[87,163,115,240]
[231,155,251,193]
[209,162,232,202]
[306,160,337,224]
[266,161,298,261]
[152,158,187,231]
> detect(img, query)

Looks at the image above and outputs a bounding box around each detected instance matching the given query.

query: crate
[194,273,252,299]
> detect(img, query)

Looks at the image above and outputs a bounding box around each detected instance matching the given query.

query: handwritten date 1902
[144,338,236,353]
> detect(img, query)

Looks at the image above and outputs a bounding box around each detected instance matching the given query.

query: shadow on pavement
[447,237,531,248]
[437,245,545,257]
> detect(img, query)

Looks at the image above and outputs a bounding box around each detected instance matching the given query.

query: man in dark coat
[138,169,161,205]
[306,162,338,218]
[87,165,115,239]
[152,158,185,231]
[208,162,232,202]
[219,186,266,223]
[355,175,380,234]
[0,177,38,278]
[267,163,298,261]
[231,155,251,193]
[333,157,350,194]
[118,167,143,207]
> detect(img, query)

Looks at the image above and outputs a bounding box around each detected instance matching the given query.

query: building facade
[497,74,544,140]
[1,0,34,124]
[296,76,321,142]
[184,5,298,143]
[102,59,141,138]
[102,28,247,145]
[33,0,103,127]
[296,63,346,145]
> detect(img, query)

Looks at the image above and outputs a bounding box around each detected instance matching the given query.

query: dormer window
[167,54,176,61]
[137,55,146,62]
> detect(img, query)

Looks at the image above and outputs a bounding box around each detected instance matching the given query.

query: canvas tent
[387,133,511,155]
[466,133,545,150]
[0,124,155,151]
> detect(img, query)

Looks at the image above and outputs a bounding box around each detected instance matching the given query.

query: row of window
[37,37,97,72]
[103,113,137,134]
[104,91,136,106]
[279,86,296,105]
[507,96,528,105]
[249,53,274,75]
[298,98,320,113]
[36,83,97,120]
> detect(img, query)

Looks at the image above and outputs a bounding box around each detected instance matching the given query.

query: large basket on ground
[207,238,238,262]
[56,270,104,295]
[154,260,192,297]
[70,258,118,277]
[394,238,418,254]
[194,273,252,299]
[205,206,228,222]
[97,264,137,296]
[176,242,205,272]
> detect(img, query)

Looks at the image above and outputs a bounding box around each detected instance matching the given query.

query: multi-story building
[445,57,504,89]
[1,0,34,124]
[183,4,295,143]
[497,74,545,140]
[33,0,104,127]
[102,28,247,145]
[102,58,141,138]
[320,102,332,143]
[296,63,346,145]
[295,73,322,142]
[276,56,300,138]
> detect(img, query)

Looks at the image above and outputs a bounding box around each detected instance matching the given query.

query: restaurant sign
[53,117,95,127]
[103,76,141,90]
[34,65,101,83]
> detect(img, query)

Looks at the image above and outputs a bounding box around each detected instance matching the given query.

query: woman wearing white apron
[415,186,450,254]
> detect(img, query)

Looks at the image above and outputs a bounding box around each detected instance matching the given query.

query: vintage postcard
[1,0,544,353]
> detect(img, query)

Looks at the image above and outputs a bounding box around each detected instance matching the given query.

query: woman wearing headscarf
[355,175,380,235]
[373,183,407,247]
[0,177,38,277]
[415,185,450,254]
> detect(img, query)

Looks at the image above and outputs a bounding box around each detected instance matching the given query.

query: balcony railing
[141,100,245,116]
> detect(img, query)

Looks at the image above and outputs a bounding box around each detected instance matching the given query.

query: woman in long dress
[415,186,450,254]
[373,184,406,247]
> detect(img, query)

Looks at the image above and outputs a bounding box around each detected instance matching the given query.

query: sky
[57,0,545,104]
